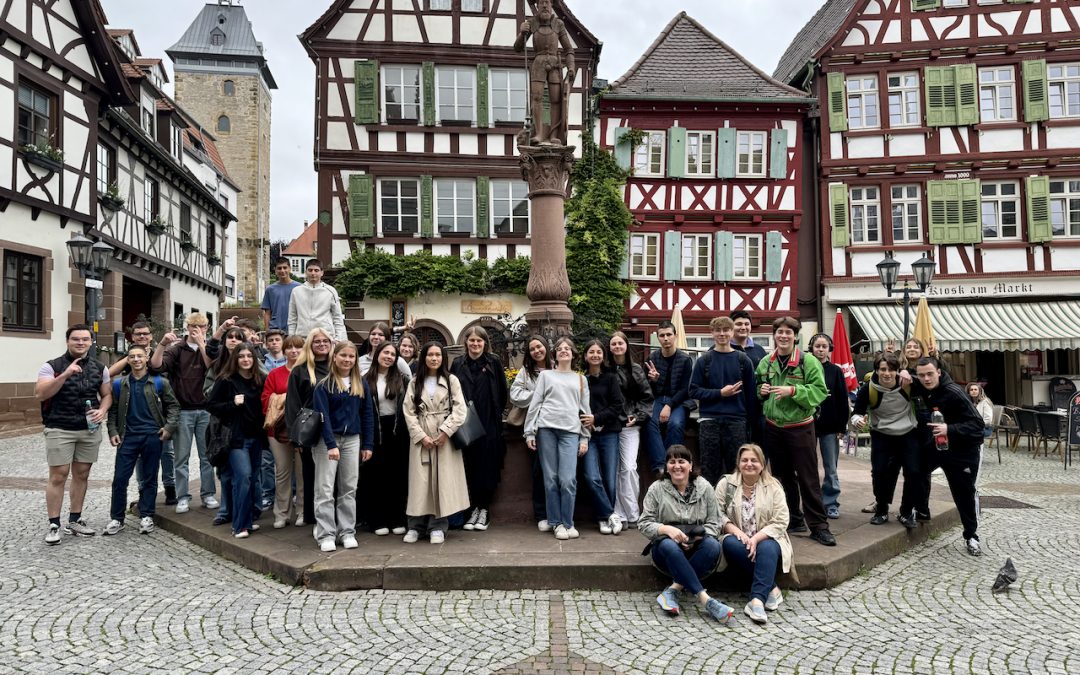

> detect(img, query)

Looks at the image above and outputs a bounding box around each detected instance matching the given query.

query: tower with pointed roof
[167,0,276,304]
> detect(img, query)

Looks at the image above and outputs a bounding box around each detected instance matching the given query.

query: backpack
[699,349,753,390]
[867,381,910,409]
[114,375,165,405]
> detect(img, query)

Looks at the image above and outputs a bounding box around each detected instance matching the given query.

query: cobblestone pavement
[1,433,1078,674]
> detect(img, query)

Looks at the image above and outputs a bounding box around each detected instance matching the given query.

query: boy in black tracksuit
[910,357,986,556]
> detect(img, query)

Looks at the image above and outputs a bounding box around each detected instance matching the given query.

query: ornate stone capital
[518,144,575,198]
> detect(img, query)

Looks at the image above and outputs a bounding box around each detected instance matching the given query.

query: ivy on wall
[336,249,531,301]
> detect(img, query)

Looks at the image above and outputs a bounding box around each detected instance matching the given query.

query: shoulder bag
[205,416,233,469]
[290,407,324,450]
[448,379,486,448]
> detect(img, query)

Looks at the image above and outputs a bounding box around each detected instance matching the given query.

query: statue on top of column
[514,0,576,146]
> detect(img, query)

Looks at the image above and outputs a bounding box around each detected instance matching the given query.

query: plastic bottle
[931,408,948,451]
[84,400,99,431]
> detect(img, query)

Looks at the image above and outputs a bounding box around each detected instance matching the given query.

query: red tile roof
[183,126,234,185]
[283,221,318,256]
[121,63,145,80]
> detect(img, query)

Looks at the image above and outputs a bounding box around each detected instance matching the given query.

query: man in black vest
[35,324,112,545]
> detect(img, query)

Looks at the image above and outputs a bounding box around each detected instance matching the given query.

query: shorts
[44,427,102,466]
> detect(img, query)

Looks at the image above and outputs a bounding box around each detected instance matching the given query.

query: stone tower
[167,0,276,304]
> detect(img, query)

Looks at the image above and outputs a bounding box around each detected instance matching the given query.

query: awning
[849,301,1080,353]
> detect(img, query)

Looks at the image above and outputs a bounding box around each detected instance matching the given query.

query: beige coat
[403,373,469,518]
[714,473,795,576]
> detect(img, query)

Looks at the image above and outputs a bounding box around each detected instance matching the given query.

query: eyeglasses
[133,332,152,337]
[312,339,332,345]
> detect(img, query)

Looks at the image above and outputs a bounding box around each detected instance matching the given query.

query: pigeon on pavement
[992,558,1017,594]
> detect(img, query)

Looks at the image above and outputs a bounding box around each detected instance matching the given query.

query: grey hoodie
[852,375,917,436]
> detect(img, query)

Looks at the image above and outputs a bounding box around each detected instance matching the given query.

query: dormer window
[210,28,225,47]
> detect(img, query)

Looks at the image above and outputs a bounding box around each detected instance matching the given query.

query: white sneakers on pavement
[342,536,359,549]
[139,517,154,534]
[403,530,419,544]
[103,519,124,536]
[319,539,336,552]
[175,498,190,514]
[203,496,220,509]
[429,530,445,544]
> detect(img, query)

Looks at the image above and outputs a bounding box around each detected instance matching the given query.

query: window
[383,65,421,123]
[846,75,880,129]
[223,80,235,97]
[180,203,193,243]
[144,178,160,220]
[736,131,766,177]
[171,125,184,161]
[490,69,527,123]
[1049,179,1080,237]
[3,251,43,331]
[891,185,922,242]
[850,186,881,243]
[96,143,115,195]
[680,233,711,280]
[207,220,218,255]
[140,92,155,136]
[429,0,451,8]
[462,0,484,11]
[1048,63,1080,119]
[979,67,1015,122]
[492,180,529,235]
[943,0,968,6]
[888,73,921,127]
[380,178,420,235]
[210,29,225,47]
[633,131,665,176]
[733,234,762,280]
[290,258,303,274]
[980,182,1019,239]
[628,233,659,280]
[436,179,474,234]
[217,115,231,133]
[437,66,475,124]
[686,131,714,176]
[17,82,54,148]
[224,275,235,297]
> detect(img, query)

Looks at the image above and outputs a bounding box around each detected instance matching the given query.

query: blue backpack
[114,374,164,404]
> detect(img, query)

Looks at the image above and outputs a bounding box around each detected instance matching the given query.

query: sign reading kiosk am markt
[827,277,1080,303]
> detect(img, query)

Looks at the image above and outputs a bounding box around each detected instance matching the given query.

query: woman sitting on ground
[638,444,734,624]
[715,443,792,624]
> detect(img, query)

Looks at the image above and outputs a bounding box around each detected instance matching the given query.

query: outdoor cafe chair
[1014,408,1041,455]
[1035,411,1066,460]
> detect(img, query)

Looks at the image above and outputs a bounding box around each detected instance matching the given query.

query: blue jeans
[651,535,721,596]
[645,397,688,472]
[259,446,276,506]
[721,535,781,603]
[225,436,263,533]
[582,431,619,520]
[537,428,580,529]
[110,433,163,521]
[174,409,215,502]
[818,433,841,511]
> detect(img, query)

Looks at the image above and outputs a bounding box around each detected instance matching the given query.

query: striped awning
[849,301,1080,353]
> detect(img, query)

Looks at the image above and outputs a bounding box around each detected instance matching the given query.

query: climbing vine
[335,248,531,301]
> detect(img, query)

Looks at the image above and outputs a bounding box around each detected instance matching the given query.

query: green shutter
[768,129,789,180]
[1023,59,1049,122]
[955,64,978,126]
[475,176,490,238]
[925,66,958,127]
[912,0,941,9]
[927,180,964,244]
[764,230,783,282]
[613,127,632,170]
[714,231,733,282]
[348,174,374,238]
[959,179,982,244]
[663,231,681,281]
[1026,175,1052,243]
[619,240,629,279]
[354,60,379,125]
[716,128,737,178]
[420,175,434,238]
[476,64,490,128]
[667,126,686,179]
[827,72,848,132]
[422,61,435,126]
[829,183,849,247]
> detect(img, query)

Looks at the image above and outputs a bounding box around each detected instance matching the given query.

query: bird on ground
[992,558,1017,594]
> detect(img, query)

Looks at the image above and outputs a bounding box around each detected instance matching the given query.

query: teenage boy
[263,330,287,371]
[729,310,767,366]
[689,316,757,484]
[809,333,851,520]
[104,347,180,535]
[643,321,694,476]
[261,257,301,332]
[288,259,347,340]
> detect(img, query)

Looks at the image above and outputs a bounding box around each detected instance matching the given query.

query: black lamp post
[876,252,935,345]
[66,234,114,357]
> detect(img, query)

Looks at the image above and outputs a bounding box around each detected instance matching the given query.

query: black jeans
[923,445,981,540]
[698,417,749,485]
[299,446,316,524]
[870,430,921,515]
[765,422,828,533]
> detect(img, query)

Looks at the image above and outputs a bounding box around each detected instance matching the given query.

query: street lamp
[876,252,935,345]
[66,234,114,356]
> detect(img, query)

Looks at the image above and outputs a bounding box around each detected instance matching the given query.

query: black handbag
[290,407,324,450]
[205,416,233,469]
[451,400,487,448]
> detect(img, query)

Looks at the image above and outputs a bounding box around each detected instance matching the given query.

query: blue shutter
[714,231,733,282]
[716,128,737,178]
[613,126,632,170]
[667,127,687,178]
[663,231,681,281]
[765,230,783,282]
[768,129,789,179]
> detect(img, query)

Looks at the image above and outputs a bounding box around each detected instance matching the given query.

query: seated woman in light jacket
[715,443,792,625]
[638,445,735,624]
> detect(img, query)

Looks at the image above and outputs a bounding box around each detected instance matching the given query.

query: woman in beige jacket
[715,443,793,625]
[402,342,468,544]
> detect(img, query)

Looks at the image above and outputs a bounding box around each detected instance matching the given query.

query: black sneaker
[897,510,918,530]
[787,521,808,534]
[212,515,228,526]
[869,513,889,525]
[809,529,837,546]
[916,510,931,522]
[463,508,480,531]
[164,486,178,506]
[473,508,489,531]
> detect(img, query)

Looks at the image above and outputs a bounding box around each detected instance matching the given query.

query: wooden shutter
[714,231,733,282]
[958,179,982,244]
[927,180,963,244]
[667,126,686,178]
[663,231,681,281]
[827,72,848,132]
[829,183,849,247]
[1026,175,1052,243]
[475,176,490,238]
[476,64,490,128]
[768,129,789,180]
[354,60,379,125]
[1023,59,1049,122]
[348,174,374,238]
[716,128,737,178]
[925,66,958,127]
[422,61,436,126]
[912,0,941,9]
[955,64,978,126]
[764,230,783,282]
[420,175,434,238]
[613,127,632,170]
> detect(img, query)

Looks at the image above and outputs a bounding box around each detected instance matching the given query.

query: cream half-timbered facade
[776,0,1080,405]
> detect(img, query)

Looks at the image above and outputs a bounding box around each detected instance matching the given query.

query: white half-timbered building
[777,0,1080,405]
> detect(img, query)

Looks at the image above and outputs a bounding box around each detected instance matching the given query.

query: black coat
[586,370,626,432]
[450,353,509,495]
[815,361,851,436]
[910,371,984,454]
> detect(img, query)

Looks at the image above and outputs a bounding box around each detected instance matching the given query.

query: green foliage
[335,248,531,301]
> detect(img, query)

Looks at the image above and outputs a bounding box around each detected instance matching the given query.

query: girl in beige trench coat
[402,342,469,544]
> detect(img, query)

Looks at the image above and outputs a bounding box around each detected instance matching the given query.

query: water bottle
[84,400,99,431]
[931,408,948,451]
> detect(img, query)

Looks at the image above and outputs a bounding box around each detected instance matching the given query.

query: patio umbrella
[913,296,937,354]
[831,309,859,393]
[671,305,689,350]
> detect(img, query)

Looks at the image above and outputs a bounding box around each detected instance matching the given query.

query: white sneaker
[392,527,406,535]
[966,537,982,556]
[599,520,612,535]
[294,515,306,527]
[537,519,552,533]
[44,523,61,545]
[609,514,623,536]
[403,530,419,544]
[139,517,155,534]
[103,519,124,536]
[342,536,358,549]
[319,539,336,552]
[175,498,190,514]
[273,519,287,529]
[429,530,445,544]
[203,496,219,509]
[567,527,579,539]
[374,528,390,536]
[554,524,569,540]
[234,530,249,539]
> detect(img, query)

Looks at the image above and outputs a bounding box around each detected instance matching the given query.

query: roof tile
[772,0,859,85]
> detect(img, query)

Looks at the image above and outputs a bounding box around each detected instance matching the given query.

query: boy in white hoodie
[288,259,347,340]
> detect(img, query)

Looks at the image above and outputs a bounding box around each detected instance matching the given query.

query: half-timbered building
[600,13,816,352]
[777,0,1080,406]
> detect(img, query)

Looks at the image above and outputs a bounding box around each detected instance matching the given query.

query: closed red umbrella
[832,308,859,393]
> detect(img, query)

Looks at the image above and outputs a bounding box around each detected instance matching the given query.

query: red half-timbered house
[600,13,815,352]
[777,0,1080,405]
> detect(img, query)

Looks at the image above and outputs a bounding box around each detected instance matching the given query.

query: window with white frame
[1049,179,1080,237]
[144,177,159,221]
[980,181,1019,239]
[140,92,155,136]
[462,0,484,11]
[96,143,114,196]
[686,131,714,176]
[380,178,420,235]
[736,131,766,178]
[888,73,920,127]
[846,75,880,129]
[979,67,1015,122]
[633,131,665,176]
[490,69,527,123]
[383,65,421,122]
[492,179,529,235]
[733,234,762,280]
[943,0,968,6]
[1048,63,1080,119]
[628,232,659,280]
[290,258,303,274]
[683,335,712,362]
[436,178,474,234]
[850,186,881,243]
[890,185,921,242]
[429,0,451,9]
[437,66,475,124]
[681,233,711,280]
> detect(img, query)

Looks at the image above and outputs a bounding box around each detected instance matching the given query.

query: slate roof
[183,125,238,189]
[607,12,808,102]
[283,221,318,257]
[772,0,859,86]
[167,2,277,88]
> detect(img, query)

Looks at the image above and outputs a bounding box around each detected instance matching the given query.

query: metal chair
[1014,408,1041,455]
[988,404,1005,464]
[1036,412,1066,460]
[1000,406,1022,452]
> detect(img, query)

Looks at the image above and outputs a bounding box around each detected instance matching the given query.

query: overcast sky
[99,0,822,243]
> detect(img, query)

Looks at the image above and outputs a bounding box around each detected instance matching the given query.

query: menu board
[1069,392,1080,447]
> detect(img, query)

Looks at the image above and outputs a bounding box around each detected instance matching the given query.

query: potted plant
[146,217,171,238]
[180,231,199,254]
[21,141,64,173]
[207,252,222,266]
[99,183,125,212]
